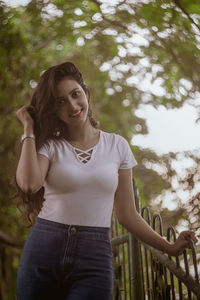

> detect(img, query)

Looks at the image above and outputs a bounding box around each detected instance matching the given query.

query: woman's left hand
[166,230,198,257]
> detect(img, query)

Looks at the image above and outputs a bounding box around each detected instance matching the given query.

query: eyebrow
[69,88,80,95]
[58,88,80,99]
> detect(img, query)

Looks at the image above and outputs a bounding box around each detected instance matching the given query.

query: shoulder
[100,130,118,148]
[37,137,63,153]
[103,131,129,145]
[101,131,130,151]
[41,137,65,147]
[101,130,124,143]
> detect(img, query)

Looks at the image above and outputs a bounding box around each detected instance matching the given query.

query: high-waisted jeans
[17,217,114,300]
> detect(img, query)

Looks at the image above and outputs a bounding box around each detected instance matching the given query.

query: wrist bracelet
[21,133,35,143]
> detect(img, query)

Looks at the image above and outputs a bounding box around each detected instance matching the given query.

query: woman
[14,62,198,300]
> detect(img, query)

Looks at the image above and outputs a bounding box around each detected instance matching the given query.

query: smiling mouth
[70,109,83,118]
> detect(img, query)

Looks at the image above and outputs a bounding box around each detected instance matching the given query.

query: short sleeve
[37,140,52,160]
[117,135,138,169]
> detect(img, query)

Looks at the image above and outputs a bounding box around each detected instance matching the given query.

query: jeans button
[71,226,76,234]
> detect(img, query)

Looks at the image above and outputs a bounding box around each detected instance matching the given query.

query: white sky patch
[76,37,85,46]
[92,13,103,22]
[74,8,83,16]
[132,103,200,155]
[74,21,87,28]
[3,0,31,6]
[42,3,63,19]
[152,191,178,211]
[171,155,195,175]
[129,34,149,46]
[151,187,192,212]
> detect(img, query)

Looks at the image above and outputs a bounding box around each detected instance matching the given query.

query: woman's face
[56,77,89,126]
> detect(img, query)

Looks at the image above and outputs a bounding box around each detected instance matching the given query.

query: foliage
[0,0,200,298]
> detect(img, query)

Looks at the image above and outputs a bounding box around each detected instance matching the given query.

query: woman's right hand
[16,105,35,128]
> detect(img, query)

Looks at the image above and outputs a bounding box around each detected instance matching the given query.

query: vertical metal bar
[163,264,169,297]
[167,226,183,300]
[121,234,127,300]
[145,248,150,299]
[128,235,133,299]
[141,207,153,299]
[140,244,148,298]
[167,227,178,300]
[183,249,192,300]
[150,252,156,299]
[131,179,145,300]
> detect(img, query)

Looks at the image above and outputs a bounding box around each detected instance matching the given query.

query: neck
[66,119,98,142]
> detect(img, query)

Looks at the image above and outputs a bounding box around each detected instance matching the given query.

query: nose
[65,98,81,116]
[66,96,78,110]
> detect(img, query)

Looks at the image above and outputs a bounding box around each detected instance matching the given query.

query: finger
[177,239,189,250]
[184,236,197,247]
[181,231,198,243]
[190,233,198,243]
[186,231,198,243]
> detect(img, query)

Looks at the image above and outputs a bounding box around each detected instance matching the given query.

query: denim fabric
[17,217,114,300]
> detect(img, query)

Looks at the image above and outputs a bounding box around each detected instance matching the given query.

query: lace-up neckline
[63,130,102,165]
[74,148,93,164]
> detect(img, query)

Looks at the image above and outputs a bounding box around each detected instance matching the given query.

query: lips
[70,109,83,118]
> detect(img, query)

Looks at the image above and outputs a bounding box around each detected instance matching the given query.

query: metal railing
[110,179,200,300]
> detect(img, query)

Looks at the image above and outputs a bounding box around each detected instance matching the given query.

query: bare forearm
[16,124,42,192]
[121,211,172,253]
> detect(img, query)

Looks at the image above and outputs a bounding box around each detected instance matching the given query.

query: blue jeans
[17,217,114,300]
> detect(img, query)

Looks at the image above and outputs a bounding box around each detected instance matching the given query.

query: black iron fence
[110,179,200,300]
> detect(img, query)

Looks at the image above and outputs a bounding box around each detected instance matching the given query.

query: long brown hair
[10,62,100,228]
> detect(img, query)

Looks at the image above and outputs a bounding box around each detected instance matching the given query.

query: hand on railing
[167,230,198,257]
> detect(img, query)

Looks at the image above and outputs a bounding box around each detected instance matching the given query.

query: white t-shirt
[37,130,137,227]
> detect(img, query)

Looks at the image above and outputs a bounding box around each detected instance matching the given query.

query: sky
[3,0,31,6]
[132,103,200,155]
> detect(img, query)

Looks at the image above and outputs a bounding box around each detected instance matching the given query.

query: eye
[72,90,80,98]
[58,98,65,104]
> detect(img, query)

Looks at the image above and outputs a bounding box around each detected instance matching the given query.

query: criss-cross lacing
[74,149,93,164]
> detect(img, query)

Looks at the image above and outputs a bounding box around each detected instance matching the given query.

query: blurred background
[0,0,200,298]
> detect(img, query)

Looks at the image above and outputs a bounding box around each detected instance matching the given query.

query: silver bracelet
[21,133,35,143]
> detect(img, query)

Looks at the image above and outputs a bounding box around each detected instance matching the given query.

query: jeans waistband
[35,217,110,234]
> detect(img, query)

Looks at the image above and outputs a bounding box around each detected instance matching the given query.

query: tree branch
[0,230,24,248]
[173,0,200,32]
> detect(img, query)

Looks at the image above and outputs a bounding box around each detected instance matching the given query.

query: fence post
[130,179,145,300]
